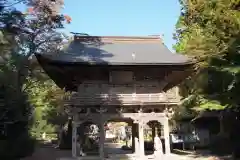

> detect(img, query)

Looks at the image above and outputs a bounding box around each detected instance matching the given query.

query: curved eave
[36,54,196,92]
[36,54,70,90]
[163,68,195,92]
[36,53,195,66]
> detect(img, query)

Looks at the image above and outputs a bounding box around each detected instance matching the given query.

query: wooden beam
[73,112,167,125]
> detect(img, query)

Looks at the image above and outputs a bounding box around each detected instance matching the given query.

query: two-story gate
[37,35,194,159]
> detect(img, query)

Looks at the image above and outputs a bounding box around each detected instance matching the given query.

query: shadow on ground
[21,142,71,160]
[21,141,133,160]
[172,149,232,160]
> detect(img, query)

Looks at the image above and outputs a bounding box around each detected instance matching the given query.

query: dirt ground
[20,143,232,160]
[21,144,71,160]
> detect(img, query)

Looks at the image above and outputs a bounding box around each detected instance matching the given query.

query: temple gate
[36,35,194,159]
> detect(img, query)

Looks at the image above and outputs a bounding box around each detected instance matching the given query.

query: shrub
[0,131,36,160]
[209,134,231,155]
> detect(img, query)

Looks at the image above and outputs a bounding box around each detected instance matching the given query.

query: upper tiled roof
[41,36,193,65]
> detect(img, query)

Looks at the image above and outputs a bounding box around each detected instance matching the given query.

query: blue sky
[17,0,181,51]
[62,0,181,51]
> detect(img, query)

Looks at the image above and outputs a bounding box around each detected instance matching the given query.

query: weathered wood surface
[73,113,167,125]
[65,82,180,105]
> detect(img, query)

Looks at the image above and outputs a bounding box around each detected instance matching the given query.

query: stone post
[134,137,139,156]
[163,117,171,155]
[154,133,163,159]
[138,121,145,158]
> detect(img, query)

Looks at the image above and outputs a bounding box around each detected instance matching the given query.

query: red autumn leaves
[27,7,72,24]
[64,15,72,24]
[27,7,34,13]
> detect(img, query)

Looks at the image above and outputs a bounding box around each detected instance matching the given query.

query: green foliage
[0,77,36,159]
[26,78,68,138]
[0,0,70,158]
[174,0,240,112]
[0,131,36,159]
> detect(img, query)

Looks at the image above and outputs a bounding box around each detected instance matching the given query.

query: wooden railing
[65,82,180,105]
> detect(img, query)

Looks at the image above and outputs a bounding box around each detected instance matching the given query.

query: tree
[0,0,71,158]
[174,0,240,111]
[0,0,71,128]
[25,77,69,138]
[174,0,240,157]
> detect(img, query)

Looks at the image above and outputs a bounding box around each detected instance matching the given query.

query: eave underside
[36,54,195,92]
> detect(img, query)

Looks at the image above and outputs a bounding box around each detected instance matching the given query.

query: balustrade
[65,82,180,105]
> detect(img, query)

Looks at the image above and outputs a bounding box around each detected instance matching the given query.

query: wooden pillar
[164,117,171,155]
[78,123,85,156]
[138,121,145,158]
[152,126,156,143]
[132,123,137,153]
[99,120,105,160]
[72,115,77,158]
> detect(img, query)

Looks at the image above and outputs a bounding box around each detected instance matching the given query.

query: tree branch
[2,0,25,8]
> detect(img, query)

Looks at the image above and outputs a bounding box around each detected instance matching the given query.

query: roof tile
[42,36,192,65]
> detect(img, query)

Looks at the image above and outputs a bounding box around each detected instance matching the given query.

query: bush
[209,134,232,155]
[0,132,36,160]
[59,120,72,150]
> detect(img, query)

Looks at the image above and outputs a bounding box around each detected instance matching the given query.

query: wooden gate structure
[37,35,195,159]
